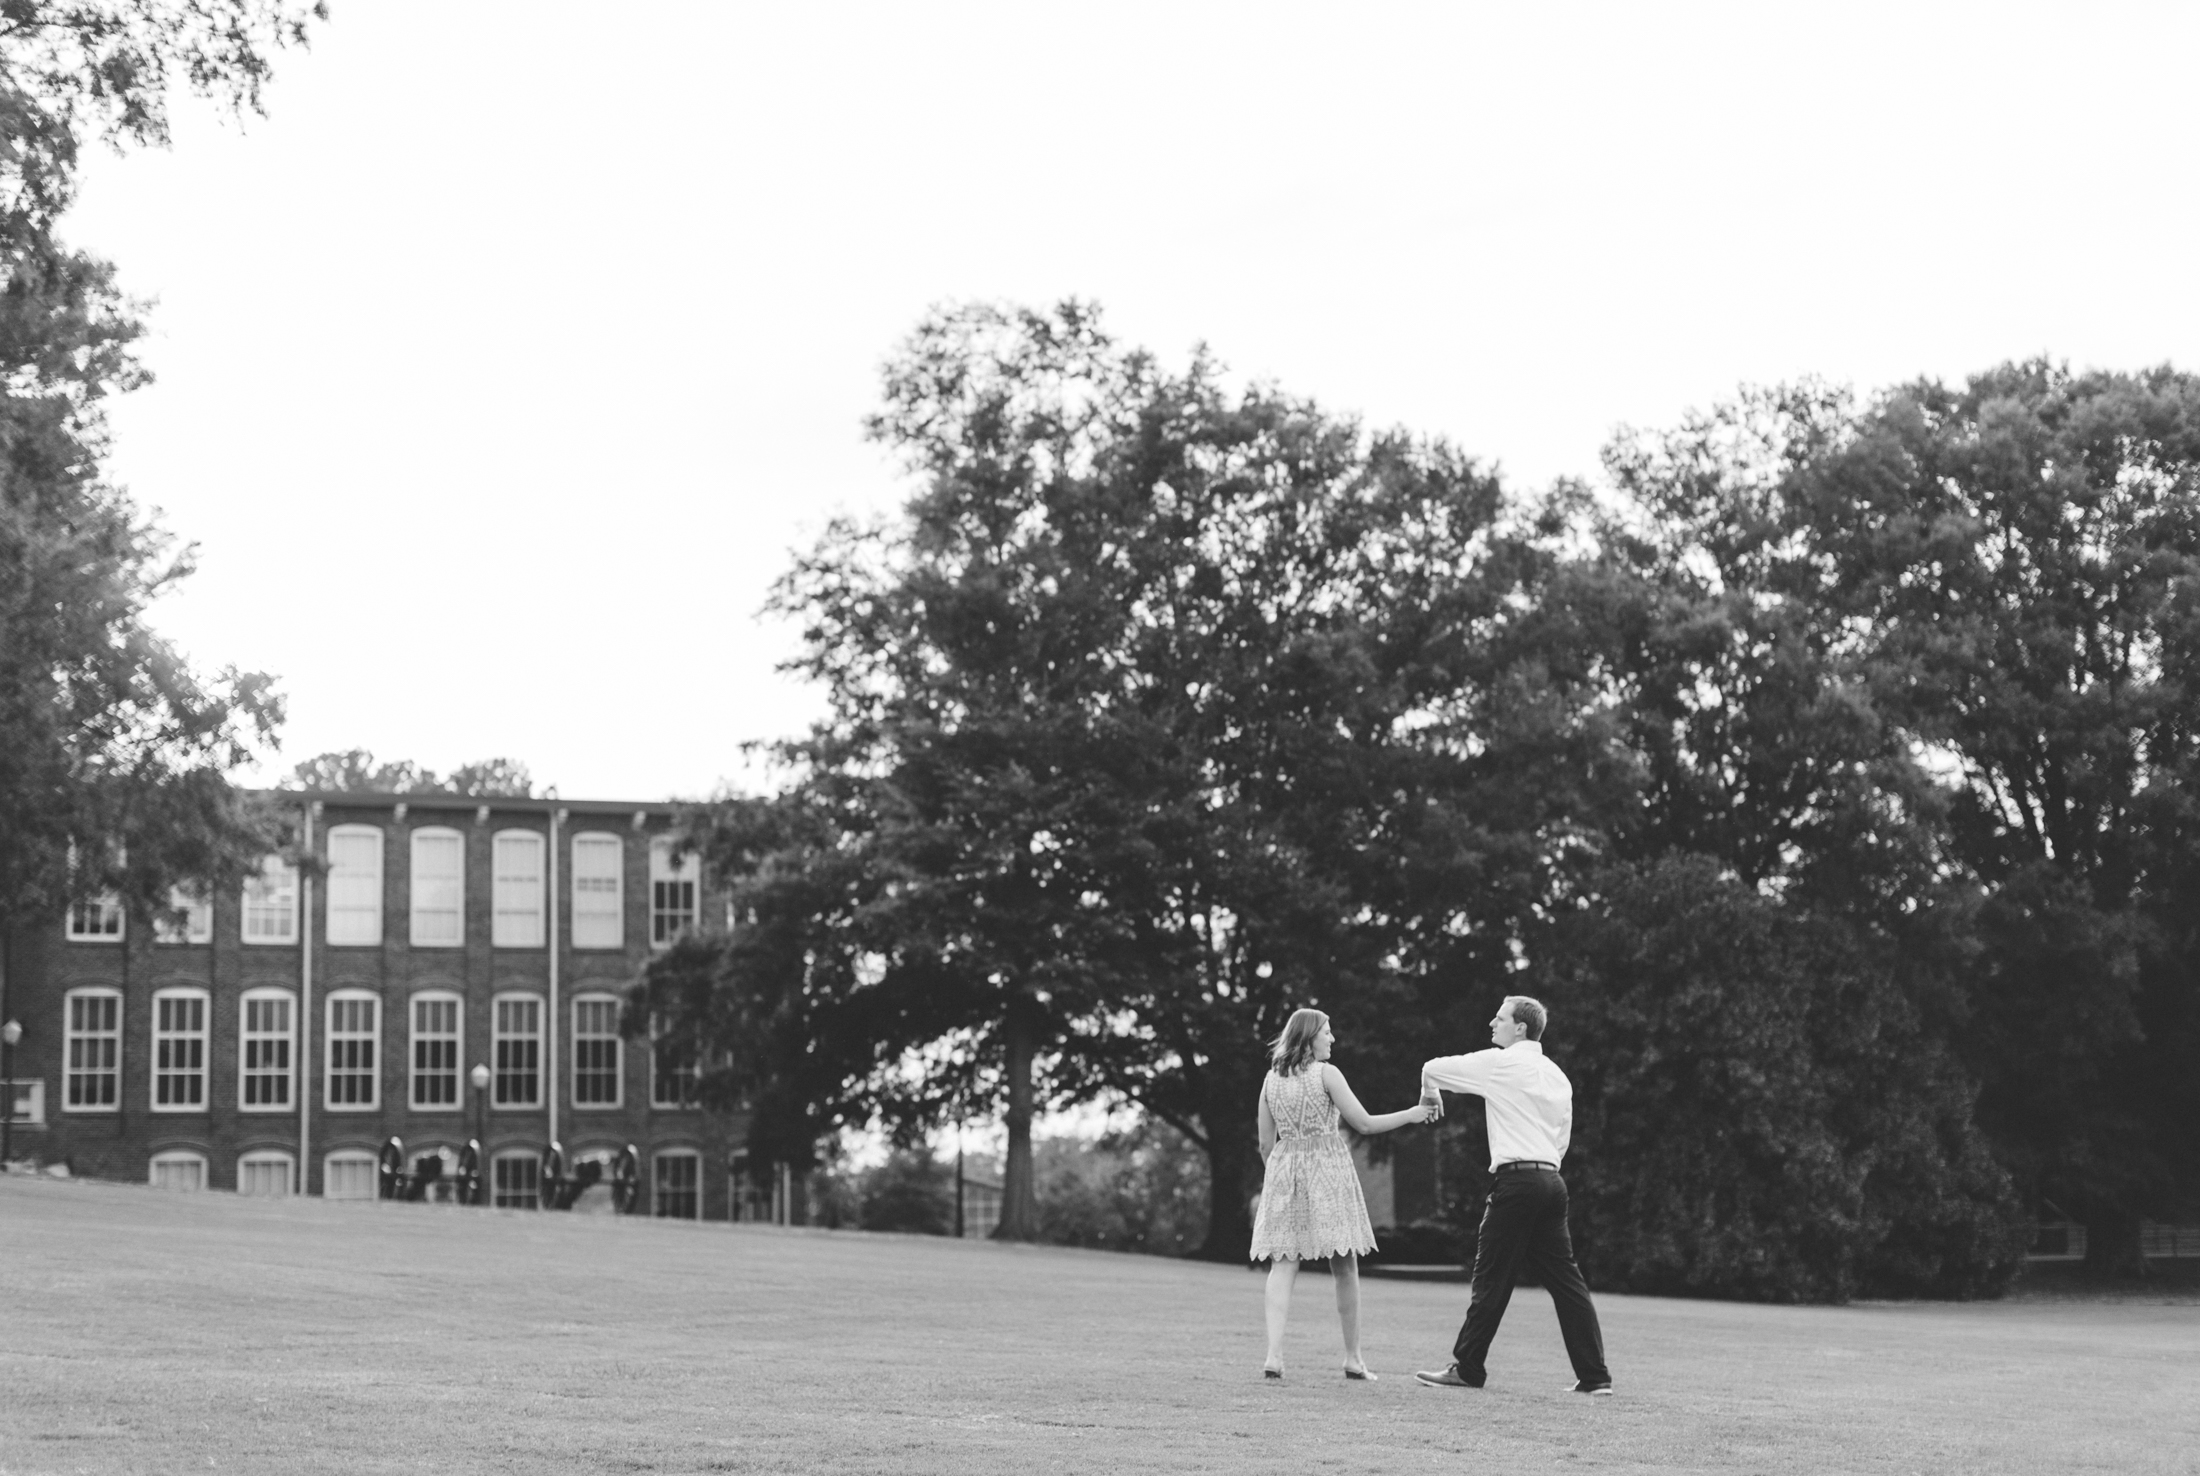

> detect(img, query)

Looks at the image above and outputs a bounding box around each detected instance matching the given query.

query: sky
[63,1,2200,804]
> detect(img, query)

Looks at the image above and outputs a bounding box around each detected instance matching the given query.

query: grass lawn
[2,1177,2195,1475]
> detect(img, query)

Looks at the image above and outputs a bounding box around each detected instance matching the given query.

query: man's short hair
[1506,995,1548,1042]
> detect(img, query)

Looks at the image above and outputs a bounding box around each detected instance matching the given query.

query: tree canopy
[653,305,2200,1295]
[0,2,320,938]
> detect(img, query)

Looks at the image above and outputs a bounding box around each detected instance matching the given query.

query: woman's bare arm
[1257,1081,1277,1160]
[1321,1064,1432,1135]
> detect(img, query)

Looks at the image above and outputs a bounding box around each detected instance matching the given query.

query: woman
[1251,1007,1434,1381]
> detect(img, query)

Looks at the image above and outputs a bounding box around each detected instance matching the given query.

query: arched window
[151,988,210,1111]
[323,1148,378,1201]
[237,1150,296,1198]
[571,994,622,1108]
[326,825,385,946]
[410,827,465,947]
[570,832,623,949]
[242,855,299,945]
[653,1148,701,1219]
[149,1150,208,1191]
[62,987,121,1111]
[409,990,464,1109]
[492,992,543,1107]
[492,830,545,948]
[238,988,295,1111]
[325,990,381,1110]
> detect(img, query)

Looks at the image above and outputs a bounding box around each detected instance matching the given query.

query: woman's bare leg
[1334,1252,1366,1372]
[1264,1258,1300,1371]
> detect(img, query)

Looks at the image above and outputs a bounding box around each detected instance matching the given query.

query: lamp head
[1,1019,20,1046]
[469,1063,491,1091]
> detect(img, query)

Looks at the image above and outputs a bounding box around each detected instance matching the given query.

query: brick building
[0,791,789,1222]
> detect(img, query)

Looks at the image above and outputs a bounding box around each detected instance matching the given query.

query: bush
[1536,855,2031,1303]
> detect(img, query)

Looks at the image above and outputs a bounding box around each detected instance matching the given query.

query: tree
[1793,363,2200,1275]
[645,302,1569,1256]
[1538,855,2029,1302]
[285,749,536,797]
[0,5,320,952]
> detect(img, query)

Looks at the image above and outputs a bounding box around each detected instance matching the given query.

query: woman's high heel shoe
[1263,1364,1284,1380]
[1344,1365,1377,1381]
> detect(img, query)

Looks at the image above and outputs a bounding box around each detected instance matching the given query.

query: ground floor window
[149,1150,207,1191]
[237,1151,295,1197]
[654,1149,700,1220]
[493,1151,539,1209]
[323,1150,377,1201]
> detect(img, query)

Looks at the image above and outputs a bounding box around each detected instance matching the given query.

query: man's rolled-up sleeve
[1422,1051,1493,1095]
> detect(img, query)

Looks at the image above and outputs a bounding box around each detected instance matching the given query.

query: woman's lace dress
[1249,1067,1376,1262]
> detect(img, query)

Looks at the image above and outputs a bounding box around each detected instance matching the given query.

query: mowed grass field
[2,1177,2196,1476]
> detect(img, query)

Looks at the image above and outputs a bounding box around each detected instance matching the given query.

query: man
[1414,995,1613,1396]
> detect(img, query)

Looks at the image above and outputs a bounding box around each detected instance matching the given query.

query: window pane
[241,992,294,1109]
[493,996,541,1106]
[153,992,208,1109]
[649,839,700,947]
[410,994,461,1108]
[326,827,384,946]
[493,1154,540,1209]
[572,997,621,1106]
[243,857,299,944]
[64,991,121,1109]
[492,831,545,948]
[324,1152,378,1201]
[410,830,464,947]
[654,1153,700,1219]
[326,995,380,1108]
[571,834,623,949]
[238,1155,294,1197]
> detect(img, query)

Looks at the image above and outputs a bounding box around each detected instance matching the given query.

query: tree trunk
[2083,1205,2149,1279]
[992,993,1041,1241]
[1196,1085,1260,1262]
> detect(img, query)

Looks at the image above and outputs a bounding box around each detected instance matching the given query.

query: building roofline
[257,789,692,815]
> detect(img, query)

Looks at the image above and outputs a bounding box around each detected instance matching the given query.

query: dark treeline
[634,302,2200,1302]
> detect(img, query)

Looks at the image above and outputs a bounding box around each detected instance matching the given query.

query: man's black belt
[1494,1160,1558,1173]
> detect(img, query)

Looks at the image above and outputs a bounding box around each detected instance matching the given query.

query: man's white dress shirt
[1421,1040,1574,1171]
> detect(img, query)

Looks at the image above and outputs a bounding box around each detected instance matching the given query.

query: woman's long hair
[1270,1008,1328,1077]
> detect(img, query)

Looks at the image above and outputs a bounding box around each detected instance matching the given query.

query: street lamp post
[1,1019,21,1173]
[469,1063,491,1205]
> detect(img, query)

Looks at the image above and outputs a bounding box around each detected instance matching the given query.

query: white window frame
[492,992,543,1109]
[151,987,210,1112]
[409,827,465,948]
[324,989,381,1111]
[323,1148,378,1201]
[62,987,122,1112]
[65,892,125,942]
[491,1150,540,1209]
[152,885,213,945]
[242,855,300,945]
[238,987,296,1112]
[408,990,464,1111]
[570,832,623,950]
[149,1150,208,1191]
[325,824,385,947]
[653,1148,701,1220]
[649,837,700,949]
[237,1150,296,1198]
[492,829,546,949]
[570,993,623,1109]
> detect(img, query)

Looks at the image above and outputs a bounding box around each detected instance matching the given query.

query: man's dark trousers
[1452,1166,1609,1387]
